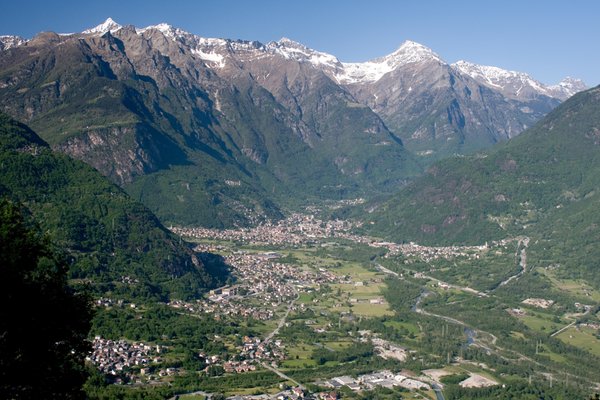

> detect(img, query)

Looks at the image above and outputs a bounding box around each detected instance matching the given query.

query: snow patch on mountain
[266,38,342,70]
[0,35,27,50]
[452,60,586,100]
[137,22,191,41]
[452,60,546,91]
[190,47,225,68]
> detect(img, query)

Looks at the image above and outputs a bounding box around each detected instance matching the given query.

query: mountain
[252,37,585,158]
[452,60,586,101]
[0,19,585,227]
[362,85,600,284]
[82,17,122,35]
[0,35,26,51]
[188,34,585,159]
[0,19,422,227]
[329,42,585,159]
[0,112,224,300]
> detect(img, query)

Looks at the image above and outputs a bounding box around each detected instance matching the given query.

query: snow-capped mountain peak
[452,60,533,87]
[147,22,173,32]
[276,37,303,47]
[83,17,123,35]
[385,40,443,65]
[137,22,191,40]
[0,35,27,51]
[265,38,342,69]
[335,40,444,84]
[75,20,587,101]
[548,77,587,99]
[452,60,586,101]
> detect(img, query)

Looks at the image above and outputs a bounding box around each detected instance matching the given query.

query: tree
[0,199,93,399]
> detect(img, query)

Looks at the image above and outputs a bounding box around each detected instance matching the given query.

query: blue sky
[2,0,598,85]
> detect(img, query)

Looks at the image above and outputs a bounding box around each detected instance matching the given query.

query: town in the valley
[89,209,597,399]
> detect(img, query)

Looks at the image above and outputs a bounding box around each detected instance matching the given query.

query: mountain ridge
[452,60,586,101]
[0,18,588,227]
[76,18,586,95]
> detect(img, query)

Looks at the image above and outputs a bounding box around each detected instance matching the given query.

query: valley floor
[88,211,600,400]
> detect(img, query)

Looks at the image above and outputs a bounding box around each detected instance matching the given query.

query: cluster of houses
[171,213,357,246]
[226,255,298,303]
[507,307,527,317]
[96,297,121,307]
[192,335,287,375]
[168,251,348,324]
[95,297,138,309]
[196,352,260,374]
[87,337,161,381]
[239,335,286,364]
[373,240,491,262]
[223,360,257,374]
[169,291,275,322]
[172,211,518,276]
[225,252,346,296]
[580,322,600,330]
[161,249,363,377]
[172,209,502,269]
[120,275,139,285]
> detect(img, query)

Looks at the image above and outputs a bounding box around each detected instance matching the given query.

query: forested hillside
[0,113,226,300]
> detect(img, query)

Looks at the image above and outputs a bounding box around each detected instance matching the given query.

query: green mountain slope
[365,85,600,242]
[0,113,225,300]
[363,85,600,283]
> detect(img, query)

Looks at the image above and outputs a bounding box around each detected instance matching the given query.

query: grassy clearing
[518,313,559,333]
[283,343,319,368]
[510,331,526,340]
[540,269,600,301]
[323,340,353,350]
[453,363,501,384]
[556,326,600,356]
[298,293,315,303]
[247,320,279,336]
[331,263,379,280]
[282,358,317,368]
[538,346,568,363]
[384,321,420,336]
[331,282,385,299]
[351,302,393,317]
